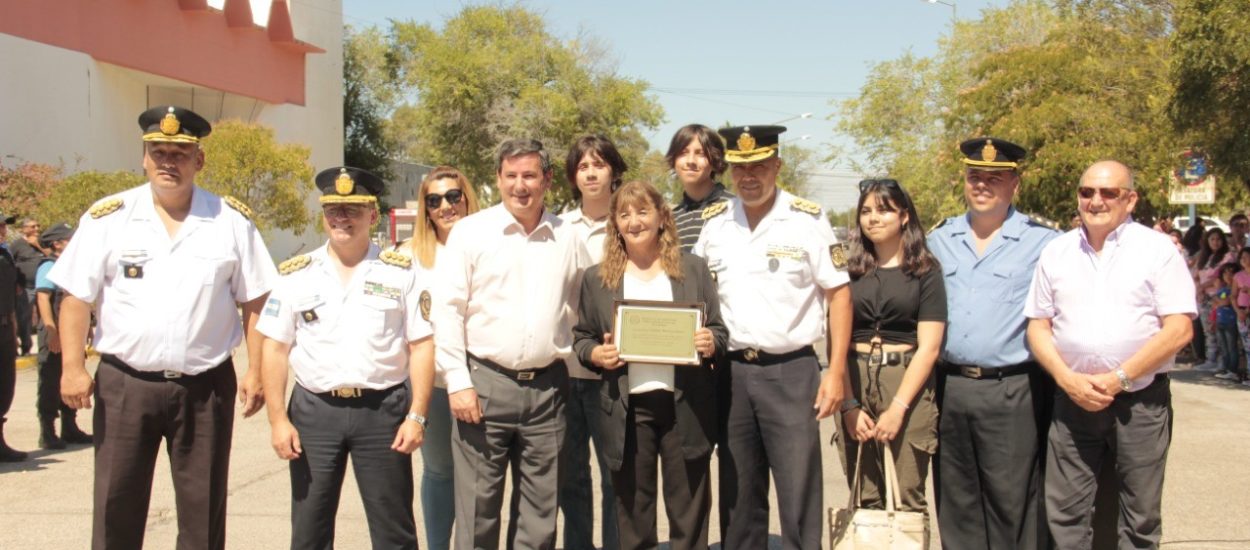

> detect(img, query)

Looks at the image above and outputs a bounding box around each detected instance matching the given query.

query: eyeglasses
[1077,186,1131,201]
[858,178,901,194]
[425,188,465,209]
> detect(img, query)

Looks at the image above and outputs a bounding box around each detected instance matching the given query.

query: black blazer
[572,252,728,471]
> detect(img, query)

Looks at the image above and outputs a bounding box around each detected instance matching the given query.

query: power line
[652,86,857,99]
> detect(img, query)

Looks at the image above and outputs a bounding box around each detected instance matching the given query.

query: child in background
[1214,263,1243,381]
[1233,248,1250,386]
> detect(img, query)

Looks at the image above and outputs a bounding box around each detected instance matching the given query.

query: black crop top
[849,266,947,346]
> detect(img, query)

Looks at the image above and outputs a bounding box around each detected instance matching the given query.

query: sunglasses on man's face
[1077,186,1130,201]
[425,188,465,210]
[858,178,901,194]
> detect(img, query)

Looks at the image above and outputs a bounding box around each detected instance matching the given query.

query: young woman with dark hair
[840,178,946,521]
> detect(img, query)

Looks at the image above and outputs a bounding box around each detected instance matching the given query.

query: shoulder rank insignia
[223,196,253,220]
[830,243,849,271]
[88,197,124,219]
[790,197,821,216]
[379,250,412,269]
[701,200,729,220]
[278,254,311,275]
[419,290,432,322]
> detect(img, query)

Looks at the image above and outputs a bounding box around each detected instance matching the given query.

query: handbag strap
[846,443,865,512]
[882,444,904,512]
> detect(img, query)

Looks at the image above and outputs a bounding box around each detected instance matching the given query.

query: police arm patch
[830,243,849,271]
[419,290,432,322]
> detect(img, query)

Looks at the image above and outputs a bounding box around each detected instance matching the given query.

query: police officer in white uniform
[258,167,434,550]
[693,125,852,550]
[50,106,277,550]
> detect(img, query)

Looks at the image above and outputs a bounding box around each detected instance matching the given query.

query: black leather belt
[729,346,814,365]
[102,353,228,382]
[852,349,915,367]
[939,360,1037,380]
[470,353,560,381]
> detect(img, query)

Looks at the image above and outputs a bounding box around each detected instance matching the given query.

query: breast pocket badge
[122,263,144,279]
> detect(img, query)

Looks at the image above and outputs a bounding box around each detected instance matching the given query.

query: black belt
[852,349,915,367]
[314,383,402,400]
[729,346,814,365]
[101,353,228,382]
[939,360,1037,380]
[469,353,560,381]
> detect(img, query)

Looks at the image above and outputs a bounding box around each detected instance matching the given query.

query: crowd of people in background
[0,104,1212,550]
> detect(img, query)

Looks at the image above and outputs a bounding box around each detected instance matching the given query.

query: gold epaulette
[701,200,729,220]
[278,255,311,275]
[379,250,412,269]
[790,197,822,216]
[88,198,124,219]
[224,196,253,220]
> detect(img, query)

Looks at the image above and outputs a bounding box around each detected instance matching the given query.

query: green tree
[1169,0,1250,192]
[344,24,399,186]
[198,120,316,235]
[41,170,144,226]
[779,143,817,199]
[386,5,664,211]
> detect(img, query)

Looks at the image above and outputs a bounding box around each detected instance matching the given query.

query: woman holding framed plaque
[572,180,727,550]
[840,179,946,517]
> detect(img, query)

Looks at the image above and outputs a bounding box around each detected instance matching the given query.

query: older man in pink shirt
[1025,160,1195,549]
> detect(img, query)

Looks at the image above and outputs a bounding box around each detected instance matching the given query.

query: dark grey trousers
[288,384,416,550]
[1046,376,1171,550]
[452,359,567,550]
[936,371,1049,550]
[720,353,823,550]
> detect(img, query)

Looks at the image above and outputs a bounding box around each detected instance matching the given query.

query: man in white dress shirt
[436,139,591,550]
[50,106,277,550]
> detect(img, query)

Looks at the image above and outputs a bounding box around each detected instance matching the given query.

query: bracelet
[891,397,910,410]
[840,398,861,413]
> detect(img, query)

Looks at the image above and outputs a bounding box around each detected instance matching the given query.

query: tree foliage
[344,24,399,186]
[837,0,1246,226]
[0,162,61,223]
[385,4,664,211]
[198,120,316,235]
[1170,0,1250,190]
[42,170,144,226]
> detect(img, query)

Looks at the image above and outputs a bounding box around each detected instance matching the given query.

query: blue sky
[340,0,1009,208]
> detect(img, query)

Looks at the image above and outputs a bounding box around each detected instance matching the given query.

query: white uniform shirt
[559,207,608,380]
[256,244,433,393]
[393,240,446,388]
[48,184,277,374]
[434,204,590,393]
[693,189,849,353]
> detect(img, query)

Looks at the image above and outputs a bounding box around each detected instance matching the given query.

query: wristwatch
[405,412,429,428]
[1113,367,1132,392]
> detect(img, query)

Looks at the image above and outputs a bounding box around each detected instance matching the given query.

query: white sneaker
[1242,380,1250,387]
[1195,361,1223,372]
[1215,371,1239,380]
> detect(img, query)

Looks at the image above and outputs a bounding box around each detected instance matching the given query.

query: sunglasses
[858,178,901,194]
[425,188,464,210]
[1077,186,1130,200]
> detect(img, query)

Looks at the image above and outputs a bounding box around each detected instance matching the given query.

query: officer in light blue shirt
[926,137,1058,550]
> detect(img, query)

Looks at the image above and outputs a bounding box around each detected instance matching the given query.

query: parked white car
[1172,215,1230,234]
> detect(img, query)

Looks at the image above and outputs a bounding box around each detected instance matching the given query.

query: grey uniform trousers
[452,357,567,550]
[1046,375,1171,550]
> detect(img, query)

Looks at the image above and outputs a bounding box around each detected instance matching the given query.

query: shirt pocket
[196,255,236,287]
[991,266,1028,304]
[360,294,402,336]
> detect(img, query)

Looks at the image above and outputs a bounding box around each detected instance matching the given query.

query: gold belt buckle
[516,371,536,381]
[960,365,982,379]
[162,371,182,379]
[743,348,759,362]
[333,388,362,398]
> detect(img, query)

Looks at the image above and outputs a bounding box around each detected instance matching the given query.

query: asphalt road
[3,353,1249,549]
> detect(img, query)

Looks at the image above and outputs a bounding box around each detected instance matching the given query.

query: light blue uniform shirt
[927,208,1059,367]
[35,260,56,292]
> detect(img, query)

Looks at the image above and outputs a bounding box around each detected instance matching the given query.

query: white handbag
[829,443,928,549]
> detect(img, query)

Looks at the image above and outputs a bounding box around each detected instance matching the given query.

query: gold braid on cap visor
[725,143,780,164]
[141,132,200,144]
[318,195,378,205]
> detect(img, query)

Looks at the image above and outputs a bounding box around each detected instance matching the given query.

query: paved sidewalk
[3,353,1249,548]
